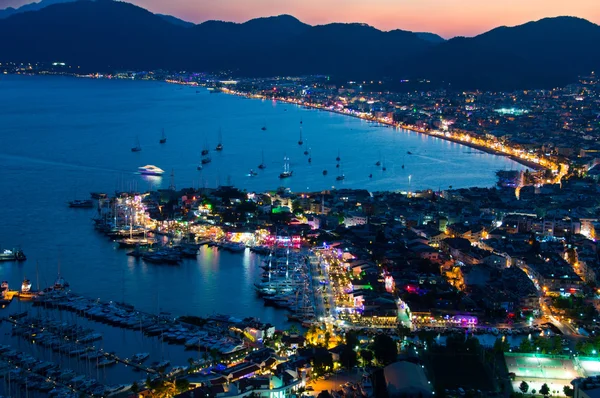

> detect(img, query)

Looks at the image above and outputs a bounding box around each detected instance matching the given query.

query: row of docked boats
[0,344,130,397]
[33,292,247,359]
[0,247,26,262]
[254,248,316,324]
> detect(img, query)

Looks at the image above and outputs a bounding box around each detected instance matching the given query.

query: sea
[0,75,527,386]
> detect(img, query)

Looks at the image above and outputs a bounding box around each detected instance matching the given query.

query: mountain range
[0,0,598,89]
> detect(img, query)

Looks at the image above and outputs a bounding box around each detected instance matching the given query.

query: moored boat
[138,165,164,176]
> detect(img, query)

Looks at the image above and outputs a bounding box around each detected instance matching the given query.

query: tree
[359,349,374,366]
[563,386,574,397]
[540,383,550,397]
[288,324,300,336]
[317,391,333,398]
[340,345,358,370]
[519,381,529,394]
[345,331,359,349]
[131,381,140,395]
[371,334,397,365]
[531,389,536,395]
[493,337,510,353]
[519,338,533,353]
[312,350,334,376]
[175,379,190,394]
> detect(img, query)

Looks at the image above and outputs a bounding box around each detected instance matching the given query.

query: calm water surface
[0,75,526,328]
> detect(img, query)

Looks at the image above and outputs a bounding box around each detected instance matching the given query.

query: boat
[336,149,341,162]
[201,156,211,165]
[221,242,246,253]
[279,156,293,179]
[261,120,267,131]
[258,151,266,169]
[131,136,141,152]
[0,248,26,262]
[130,353,150,364]
[249,169,258,177]
[97,358,116,367]
[116,238,154,248]
[197,164,203,171]
[0,281,11,305]
[369,174,373,178]
[54,274,69,291]
[138,165,165,176]
[159,128,167,144]
[68,200,94,208]
[90,192,108,199]
[303,144,309,156]
[201,138,210,156]
[298,124,303,145]
[215,129,223,151]
[407,151,413,155]
[323,170,328,176]
[19,278,36,299]
[336,165,345,181]
[382,156,387,172]
[375,151,382,166]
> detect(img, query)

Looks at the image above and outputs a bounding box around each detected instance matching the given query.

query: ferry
[138,165,165,176]
[0,248,26,262]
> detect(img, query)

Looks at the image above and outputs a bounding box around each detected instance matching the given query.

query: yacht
[138,165,165,176]
[215,129,223,151]
[159,128,167,144]
[0,249,26,262]
[258,150,266,169]
[54,274,69,290]
[131,136,142,152]
[20,278,36,299]
[201,156,211,165]
[279,156,293,179]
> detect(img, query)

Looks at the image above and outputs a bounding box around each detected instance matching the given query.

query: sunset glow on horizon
[4,0,600,37]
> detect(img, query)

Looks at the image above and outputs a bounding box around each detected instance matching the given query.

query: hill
[0,1,598,89]
[415,16,600,89]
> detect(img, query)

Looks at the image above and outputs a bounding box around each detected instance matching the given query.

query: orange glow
[127,0,600,38]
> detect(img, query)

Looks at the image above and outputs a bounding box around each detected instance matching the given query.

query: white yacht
[138,165,165,176]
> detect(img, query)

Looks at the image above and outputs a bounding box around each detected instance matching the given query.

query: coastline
[230,92,545,172]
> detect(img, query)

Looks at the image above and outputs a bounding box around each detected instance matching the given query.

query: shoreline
[230,92,545,172]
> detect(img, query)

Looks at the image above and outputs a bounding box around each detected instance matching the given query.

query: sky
[1,0,599,38]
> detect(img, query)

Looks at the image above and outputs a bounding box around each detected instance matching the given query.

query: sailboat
[382,156,387,171]
[308,149,312,164]
[215,129,223,151]
[258,151,266,169]
[279,155,293,179]
[261,120,267,131]
[298,124,303,145]
[375,151,381,166]
[159,128,167,144]
[336,149,341,162]
[131,136,141,152]
[303,142,309,156]
[201,138,209,156]
[336,163,345,181]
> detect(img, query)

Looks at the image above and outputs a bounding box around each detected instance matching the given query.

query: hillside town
[2,63,600,398]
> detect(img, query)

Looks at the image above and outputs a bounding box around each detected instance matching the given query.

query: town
[2,62,600,398]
